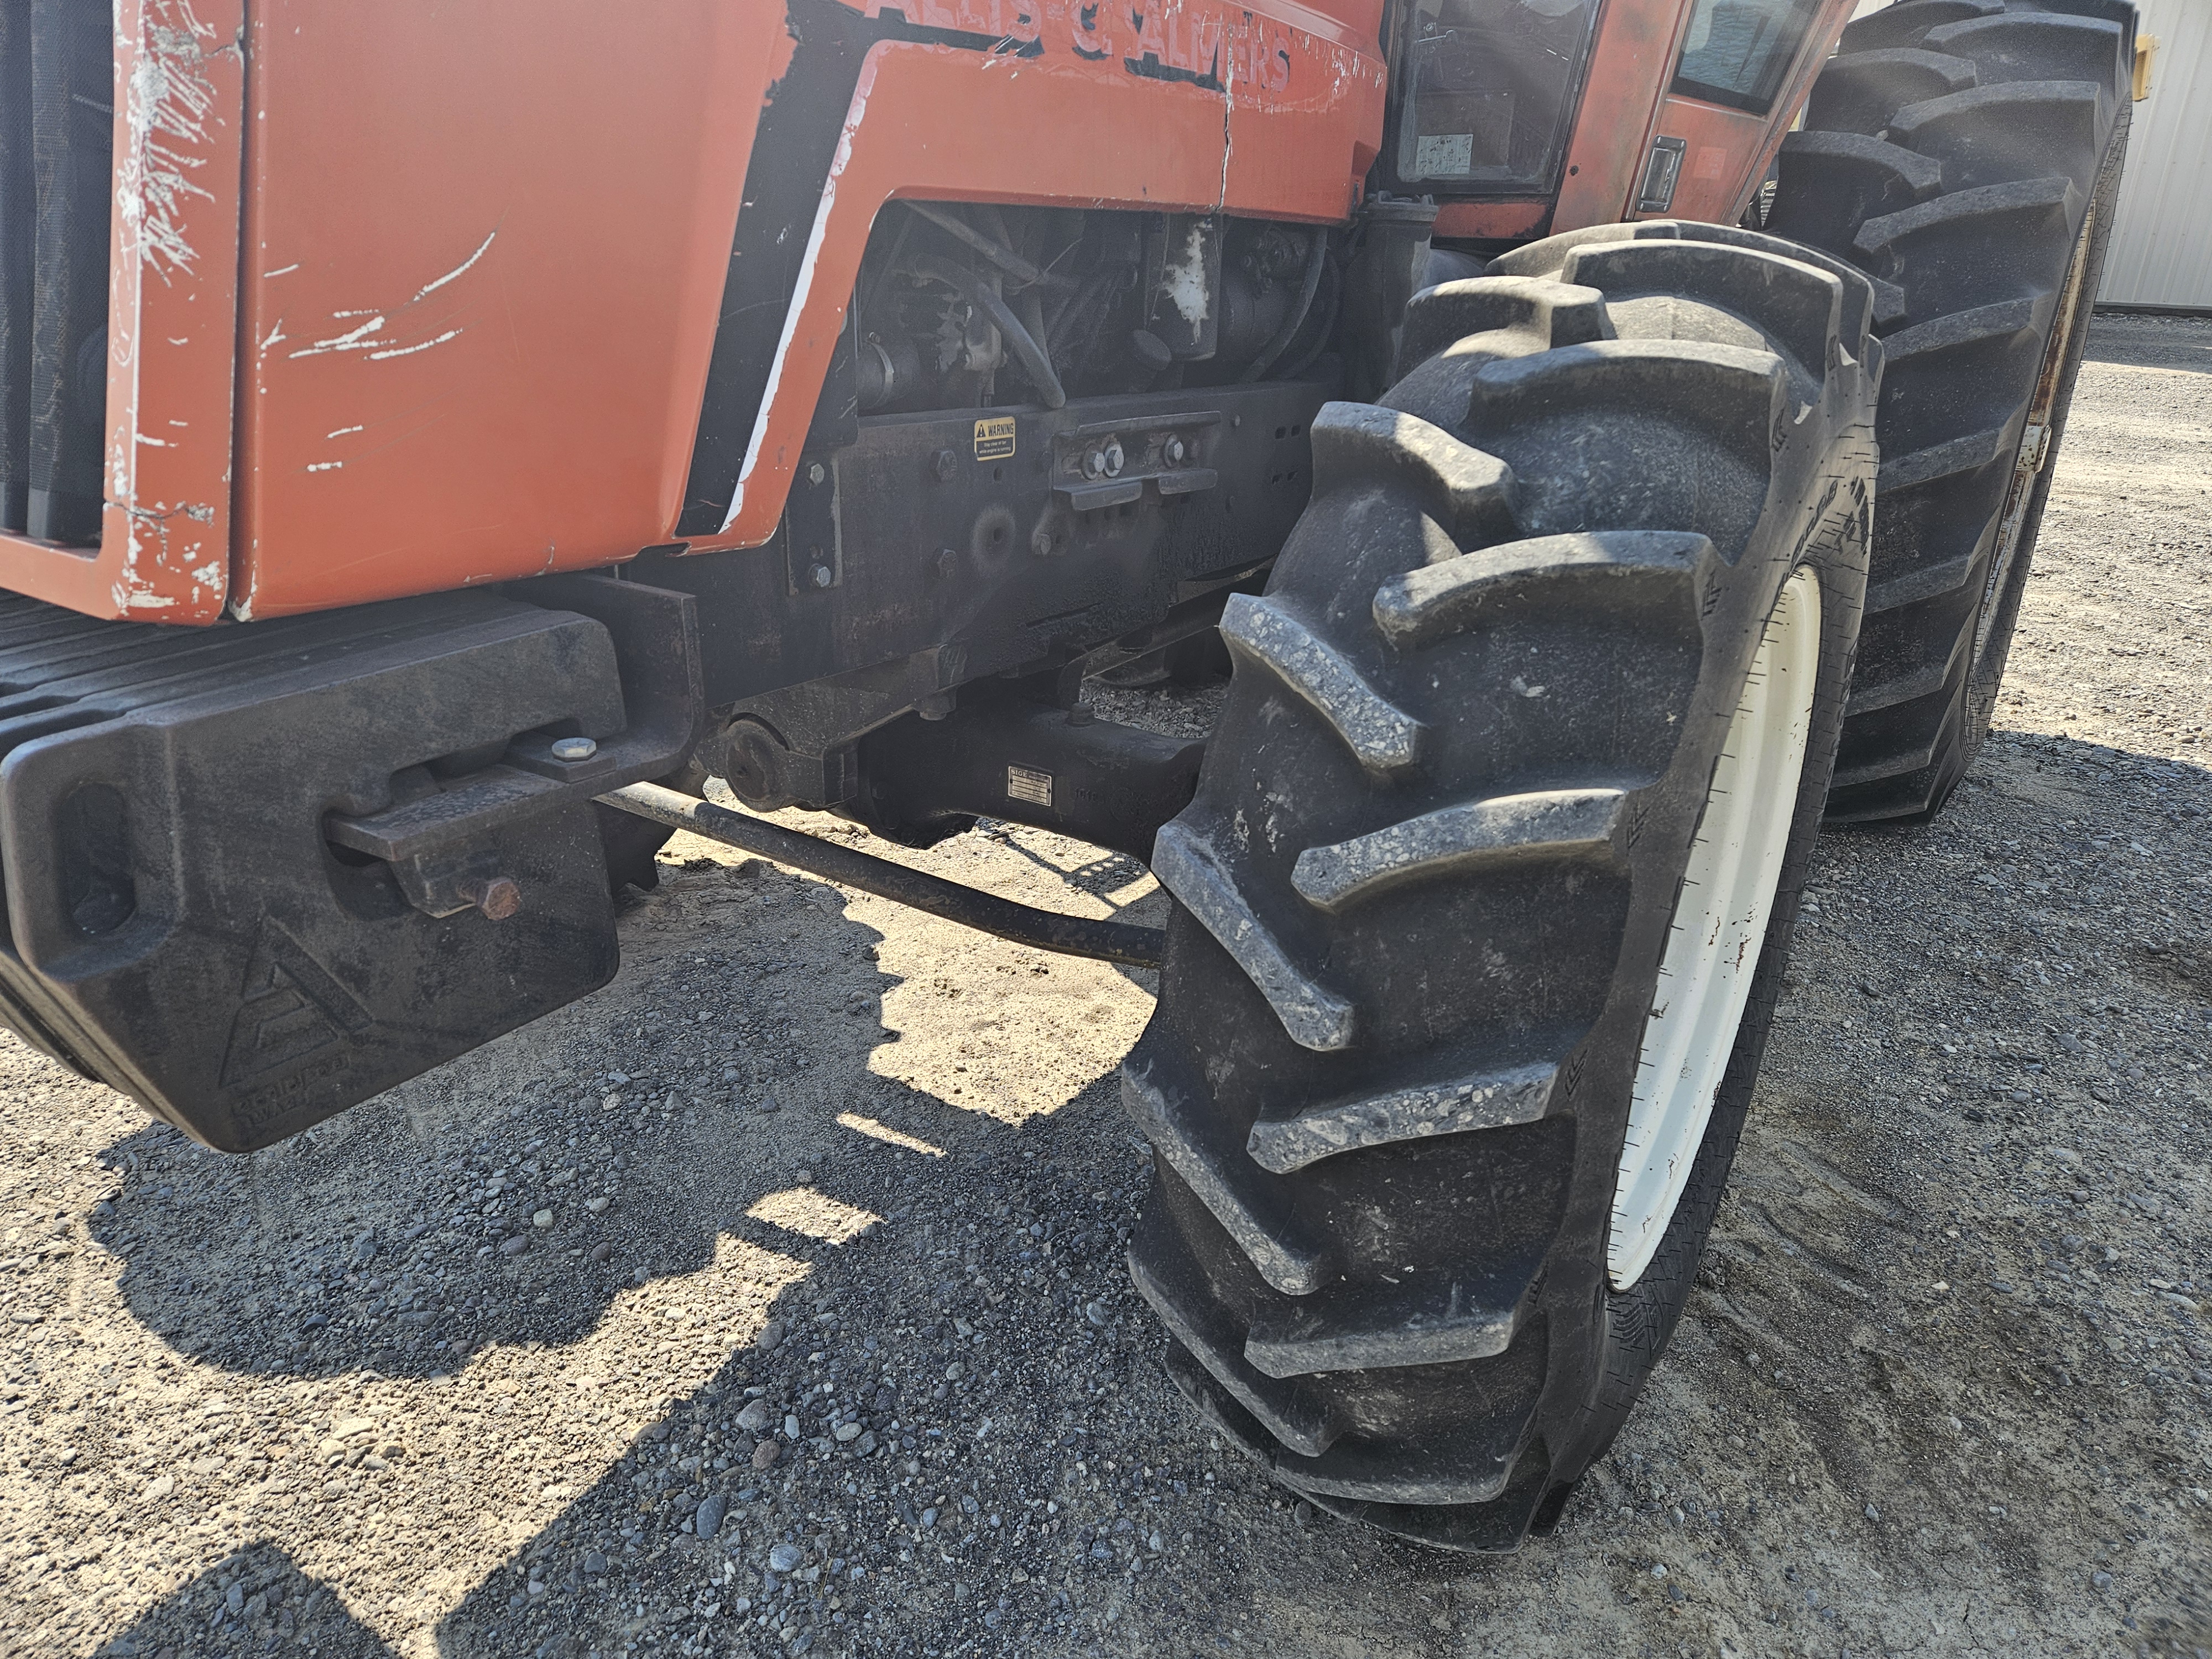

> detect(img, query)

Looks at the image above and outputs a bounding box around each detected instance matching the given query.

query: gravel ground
[3,315,2209,1659]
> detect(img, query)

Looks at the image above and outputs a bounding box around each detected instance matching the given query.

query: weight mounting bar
[597,782,1166,969]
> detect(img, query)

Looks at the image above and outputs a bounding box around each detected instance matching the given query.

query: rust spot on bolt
[466,877,521,921]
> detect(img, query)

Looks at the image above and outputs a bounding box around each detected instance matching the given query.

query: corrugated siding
[2099,0,2212,310]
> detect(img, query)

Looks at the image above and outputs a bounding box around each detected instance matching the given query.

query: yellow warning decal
[973,415,1017,461]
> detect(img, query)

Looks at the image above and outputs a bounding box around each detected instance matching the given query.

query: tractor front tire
[1123,229,1879,1548]
[1765,0,2135,821]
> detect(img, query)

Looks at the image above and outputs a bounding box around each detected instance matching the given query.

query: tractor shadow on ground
[86,1053,1329,1659]
[84,854,1131,1383]
[433,1076,1470,1659]
[963,821,1171,996]
[73,834,1468,1657]
[97,1539,397,1658]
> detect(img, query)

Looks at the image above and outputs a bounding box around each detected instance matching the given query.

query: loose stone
[696,1493,728,1539]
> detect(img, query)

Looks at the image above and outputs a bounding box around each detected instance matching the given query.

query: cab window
[1671,0,1824,115]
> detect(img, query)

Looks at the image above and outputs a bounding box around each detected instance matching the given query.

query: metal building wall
[2099,0,2212,311]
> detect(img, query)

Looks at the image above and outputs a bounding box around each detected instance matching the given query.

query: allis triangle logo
[219,920,375,1088]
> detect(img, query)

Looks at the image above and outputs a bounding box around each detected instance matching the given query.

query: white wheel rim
[1609,568,1822,1292]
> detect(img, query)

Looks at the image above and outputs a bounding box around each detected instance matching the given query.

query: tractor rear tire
[1123,231,1878,1548]
[1764,0,2135,822]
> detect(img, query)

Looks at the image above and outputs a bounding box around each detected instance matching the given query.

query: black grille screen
[4,0,111,545]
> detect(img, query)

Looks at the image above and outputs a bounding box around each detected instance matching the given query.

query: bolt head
[933,448,958,482]
[1082,448,1106,481]
[1164,436,1186,466]
[551,737,598,761]
[807,462,827,486]
[472,877,522,921]
[1103,441,1124,477]
[811,564,833,588]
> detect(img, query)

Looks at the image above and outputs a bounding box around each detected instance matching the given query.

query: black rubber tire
[1121,229,1878,1549]
[1762,0,2135,822]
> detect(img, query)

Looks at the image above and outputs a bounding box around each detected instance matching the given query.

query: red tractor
[0,0,2136,1546]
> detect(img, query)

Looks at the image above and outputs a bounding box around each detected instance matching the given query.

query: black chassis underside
[0,378,1324,1152]
[634,374,1332,828]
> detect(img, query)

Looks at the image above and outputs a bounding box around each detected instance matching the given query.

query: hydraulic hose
[900,201,1073,291]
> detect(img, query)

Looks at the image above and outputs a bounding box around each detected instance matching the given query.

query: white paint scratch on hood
[1217,20,1234,212]
[290,314,390,358]
[116,2,228,281]
[411,231,497,304]
[286,230,497,363]
[367,327,464,361]
[114,497,217,612]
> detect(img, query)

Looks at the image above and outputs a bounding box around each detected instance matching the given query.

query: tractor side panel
[681,1,1389,554]
[1548,0,1700,233]
[230,1,793,620]
[1636,3,1857,226]
[234,0,1385,608]
[1546,0,1859,233]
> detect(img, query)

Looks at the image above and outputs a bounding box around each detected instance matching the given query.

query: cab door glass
[1670,0,1824,114]
[1394,0,1601,195]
